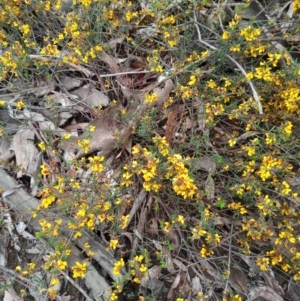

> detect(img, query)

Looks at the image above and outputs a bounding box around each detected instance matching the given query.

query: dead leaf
[199,259,223,286]
[288,280,300,301]
[127,189,147,229]
[145,217,159,236]
[137,24,157,39]
[205,174,215,201]
[167,272,182,300]
[71,85,109,107]
[236,131,261,143]
[59,76,82,91]
[173,259,187,272]
[10,109,57,131]
[165,106,180,144]
[197,100,206,131]
[191,276,203,295]
[183,117,193,132]
[75,106,125,158]
[229,265,248,297]
[0,137,14,160]
[33,76,56,97]
[13,129,41,178]
[248,286,284,301]
[106,37,124,49]
[140,265,163,291]
[49,91,74,107]
[152,79,173,107]
[4,289,24,301]
[167,272,186,300]
[262,270,285,297]
[191,157,216,173]
[99,51,128,87]
[120,232,133,250]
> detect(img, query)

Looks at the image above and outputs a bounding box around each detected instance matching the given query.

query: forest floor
[0,1,300,301]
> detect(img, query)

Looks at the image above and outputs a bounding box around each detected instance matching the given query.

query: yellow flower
[132,145,140,154]
[40,164,50,176]
[163,222,171,233]
[120,215,129,229]
[222,31,230,40]
[0,100,6,106]
[87,251,95,257]
[16,100,25,110]
[62,133,71,140]
[135,255,144,262]
[187,75,196,86]
[72,262,87,278]
[177,215,185,225]
[133,277,141,283]
[84,243,90,249]
[240,25,261,42]
[140,264,147,273]
[74,231,82,239]
[113,258,125,275]
[108,239,118,250]
[230,44,240,52]
[41,195,56,208]
[38,141,46,151]
[110,292,118,300]
[228,138,237,147]
[89,156,105,172]
[15,266,21,272]
[283,121,293,136]
[57,260,67,270]
[39,219,52,231]
[88,125,96,132]
[50,278,60,286]
[47,288,57,299]
[207,79,217,89]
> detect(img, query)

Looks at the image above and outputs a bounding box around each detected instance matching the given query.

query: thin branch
[223,222,234,296]
[193,11,264,115]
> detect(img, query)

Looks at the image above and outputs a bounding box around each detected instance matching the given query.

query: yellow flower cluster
[124,137,197,199]
[113,258,125,275]
[293,0,300,12]
[280,87,300,114]
[166,154,197,199]
[228,202,247,215]
[89,155,105,172]
[145,92,158,104]
[128,254,148,283]
[78,138,91,154]
[41,195,56,209]
[124,145,161,192]
[247,62,273,81]
[256,257,270,271]
[240,25,261,42]
[256,155,283,181]
[244,43,265,57]
[200,245,214,258]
